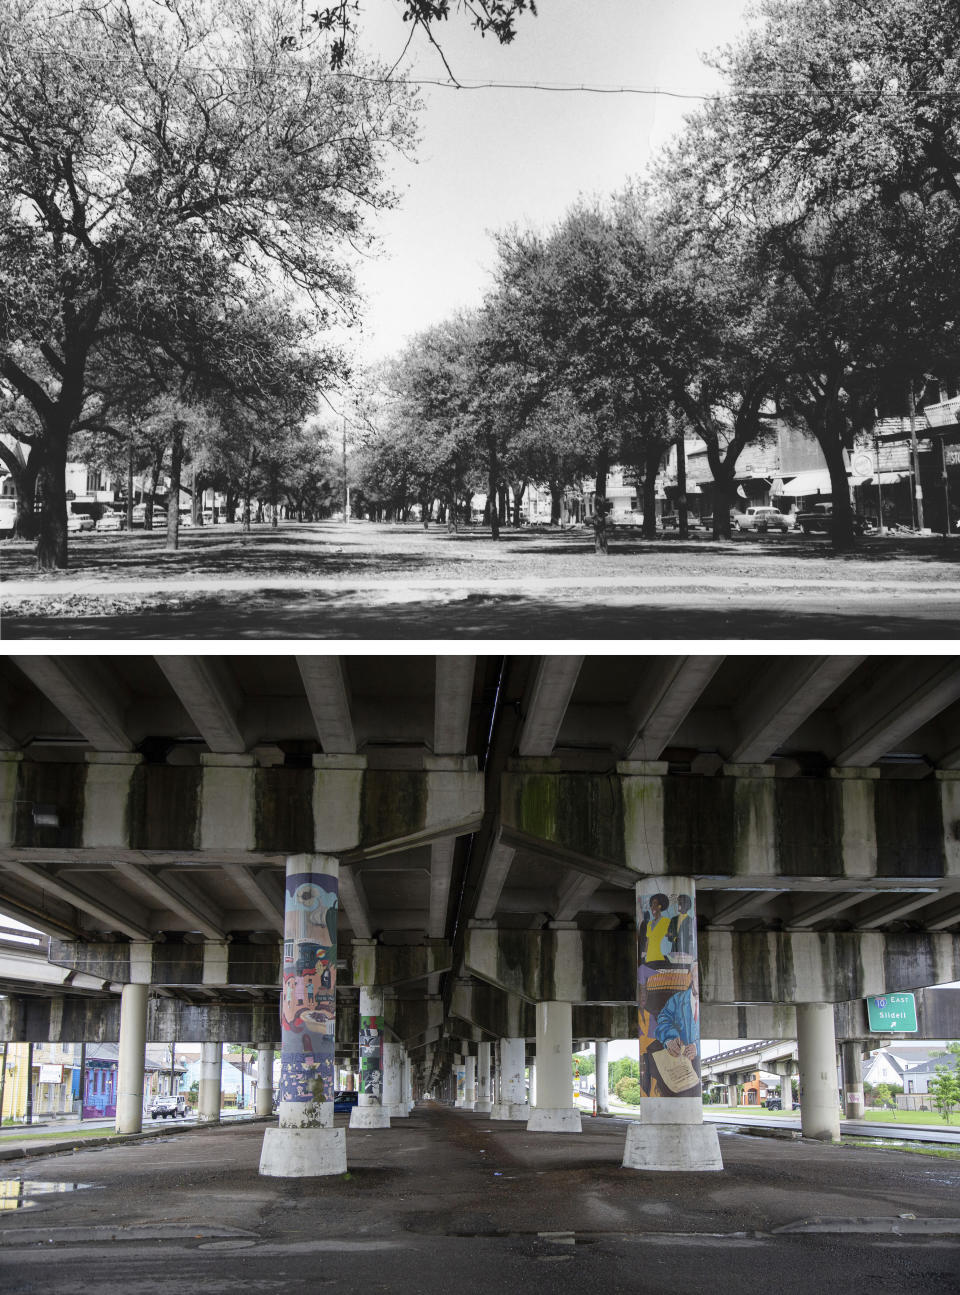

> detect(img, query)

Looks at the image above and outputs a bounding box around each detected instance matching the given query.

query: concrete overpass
[0,654,958,1172]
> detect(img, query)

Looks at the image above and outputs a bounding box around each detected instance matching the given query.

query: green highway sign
[866,993,918,1033]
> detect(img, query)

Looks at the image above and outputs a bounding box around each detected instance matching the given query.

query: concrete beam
[553,873,601,922]
[786,890,877,929]
[624,655,724,759]
[835,660,960,766]
[464,926,960,1006]
[518,657,583,756]
[155,656,245,754]
[853,890,943,929]
[115,862,228,940]
[0,859,153,941]
[338,865,373,940]
[429,838,455,938]
[11,656,132,752]
[297,656,356,753]
[473,831,517,921]
[708,890,785,928]
[228,865,283,932]
[730,656,865,764]
[434,657,476,755]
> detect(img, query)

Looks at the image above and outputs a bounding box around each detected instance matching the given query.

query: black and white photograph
[2,0,959,637]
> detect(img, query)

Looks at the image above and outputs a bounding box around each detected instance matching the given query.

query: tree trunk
[512,479,527,528]
[34,424,70,570]
[642,447,661,540]
[126,440,135,533]
[593,450,610,556]
[243,478,253,533]
[270,464,279,528]
[549,480,563,525]
[498,485,507,526]
[488,441,500,541]
[166,424,184,552]
[818,402,857,552]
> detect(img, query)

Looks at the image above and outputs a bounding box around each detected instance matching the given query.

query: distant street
[4,521,960,639]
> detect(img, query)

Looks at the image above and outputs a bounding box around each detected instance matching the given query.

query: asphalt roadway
[0,1103,958,1294]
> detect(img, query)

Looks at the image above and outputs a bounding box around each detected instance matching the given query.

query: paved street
[4,522,960,638]
[0,1104,957,1294]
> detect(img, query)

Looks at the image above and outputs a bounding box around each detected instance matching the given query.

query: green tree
[608,1056,639,1089]
[928,1043,960,1123]
[572,1052,595,1078]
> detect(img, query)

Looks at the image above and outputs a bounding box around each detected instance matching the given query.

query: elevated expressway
[1,654,959,1170]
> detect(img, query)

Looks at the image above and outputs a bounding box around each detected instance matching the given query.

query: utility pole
[676,425,688,540]
[342,416,348,523]
[25,1042,33,1124]
[908,383,925,531]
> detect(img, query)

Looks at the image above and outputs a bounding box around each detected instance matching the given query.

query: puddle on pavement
[0,1179,104,1211]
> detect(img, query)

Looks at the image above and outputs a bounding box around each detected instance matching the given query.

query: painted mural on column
[636,887,701,1098]
[278,870,338,1106]
[359,1015,384,1102]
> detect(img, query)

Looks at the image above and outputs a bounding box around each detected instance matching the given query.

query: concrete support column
[623,875,722,1171]
[350,985,390,1129]
[780,1065,794,1111]
[383,1041,404,1117]
[492,1038,528,1120]
[595,1040,610,1116]
[841,1040,865,1122]
[475,1041,492,1113]
[198,1042,222,1124]
[796,1002,841,1142]
[260,854,347,1177]
[393,1049,411,1118]
[463,1054,477,1110]
[115,982,148,1135]
[728,1081,739,1107]
[527,1001,581,1133]
[528,1060,536,1107]
[255,1047,275,1116]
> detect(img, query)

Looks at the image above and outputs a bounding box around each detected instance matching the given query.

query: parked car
[796,502,870,536]
[131,504,168,529]
[334,1091,359,1113]
[149,1093,187,1119]
[67,511,96,533]
[0,496,17,537]
[763,1097,782,1110]
[96,509,126,532]
[733,506,795,533]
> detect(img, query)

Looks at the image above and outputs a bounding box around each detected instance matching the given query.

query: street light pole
[908,383,925,531]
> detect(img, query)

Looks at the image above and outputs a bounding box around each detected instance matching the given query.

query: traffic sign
[866,993,917,1032]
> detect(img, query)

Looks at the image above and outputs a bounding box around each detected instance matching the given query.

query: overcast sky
[345,0,753,372]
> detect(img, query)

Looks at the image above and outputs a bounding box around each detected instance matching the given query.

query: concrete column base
[389,1104,410,1119]
[621,1122,723,1172]
[491,1101,530,1121]
[259,1127,347,1178]
[527,1107,582,1134]
[349,1106,391,1129]
[473,1099,493,1114]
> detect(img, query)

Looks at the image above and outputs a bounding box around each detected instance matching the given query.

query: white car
[0,496,17,537]
[97,510,126,532]
[734,506,795,532]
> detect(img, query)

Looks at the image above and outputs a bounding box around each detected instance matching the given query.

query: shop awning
[861,471,909,486]
[781,470,833,496]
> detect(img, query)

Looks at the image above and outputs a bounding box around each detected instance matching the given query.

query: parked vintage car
[796,502,870,536]
[0,496,17,537]
[733,506,795,532]
[67,511,96,534]
[149,1093,187,1119]
[96,509,126,532]
[334,1091,359,1113]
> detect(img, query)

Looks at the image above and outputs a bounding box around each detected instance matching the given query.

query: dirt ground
[3,520,960,639]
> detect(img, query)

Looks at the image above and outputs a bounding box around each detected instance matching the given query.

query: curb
[0,1115,275,1163]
